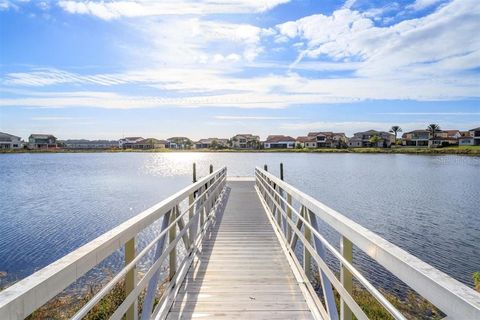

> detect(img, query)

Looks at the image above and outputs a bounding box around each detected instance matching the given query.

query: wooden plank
[167,180,315,320]
[166,311,313,320]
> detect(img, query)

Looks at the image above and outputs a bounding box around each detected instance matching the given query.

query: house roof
[196,138,228,144]
[296,136,315,142]
[406,130,429,134]
[136,138,167,145]
[125,137,143,140]
[307,131,333,137]
[443,130,460,136]
[0,132,21,139]
[29,134,56,139]
[265,135,296,142]
[233,134,259,139]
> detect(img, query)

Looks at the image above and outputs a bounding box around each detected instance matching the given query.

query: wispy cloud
[30,116,78,121]
[214,115,300,120]
[57,0,290,18]
[376,112,480,116]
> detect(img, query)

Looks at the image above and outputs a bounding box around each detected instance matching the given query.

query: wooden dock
[167,179,315,319]
[2,167,479,320]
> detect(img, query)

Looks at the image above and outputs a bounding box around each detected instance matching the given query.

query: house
[195,138,228,149]
[402,130,430,147]
[296,136,317,148]
[0,132,23,149]
[307,132,347,148]
[28,134,58,149]
[231,134,260,149]
[458,127,480,146]
[133,138,168,149]
[263,135,296,149]
[348,130,394,148]
[62,140,118,149]
[119,137,143,149]
[167,137,192,149]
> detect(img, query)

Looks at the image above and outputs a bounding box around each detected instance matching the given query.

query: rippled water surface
[0,152,479,290]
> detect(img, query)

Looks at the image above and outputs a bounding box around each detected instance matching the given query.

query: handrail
[0,167,227,320]
[254,167,480,320]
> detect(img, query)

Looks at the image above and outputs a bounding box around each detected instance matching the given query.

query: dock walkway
[167,180,314,319]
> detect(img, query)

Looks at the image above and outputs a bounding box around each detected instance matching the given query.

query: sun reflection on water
[142,152,208,177]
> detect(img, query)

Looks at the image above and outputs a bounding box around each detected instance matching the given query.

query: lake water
[1,152,479,293]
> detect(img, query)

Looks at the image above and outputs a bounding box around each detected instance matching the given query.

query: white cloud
[407,0,445,11]
[273,0,480,81]
[215,116,300,120]
[57,0,290,19]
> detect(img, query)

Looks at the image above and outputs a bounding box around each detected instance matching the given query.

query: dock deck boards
[166,180,315,319]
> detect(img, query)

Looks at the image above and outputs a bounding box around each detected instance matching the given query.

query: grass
[2,145,480,155]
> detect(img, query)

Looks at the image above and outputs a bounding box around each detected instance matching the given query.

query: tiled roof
[265,135,296,142]
[296,136,315,142]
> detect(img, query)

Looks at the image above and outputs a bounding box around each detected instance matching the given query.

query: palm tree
[427,124,440,147]
[389,126,402,145]
[369,135,381,147]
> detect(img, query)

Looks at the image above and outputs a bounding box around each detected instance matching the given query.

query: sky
[0,0,479,140]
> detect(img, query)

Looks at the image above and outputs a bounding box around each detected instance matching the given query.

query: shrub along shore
[1,145,480,155]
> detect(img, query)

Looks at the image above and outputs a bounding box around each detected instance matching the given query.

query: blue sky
[0,0,479,140]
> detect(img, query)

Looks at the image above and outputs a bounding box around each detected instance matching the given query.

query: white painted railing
[0,167,227,320]
[255,167,480,320]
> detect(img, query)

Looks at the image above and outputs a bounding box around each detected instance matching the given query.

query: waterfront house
[167,137,192,149]
[119,137,143,149]
[195,138,228,149]
[0,132,23,149]
[231,134,260,149]
[263,135,296,149]
[348,130,394,148]
[28,134,57,149]
[133,138,168,149]
[458,127,480,146]
[296,136,317,148]
[402,130,430,147]
[307,132,347,148]
[62,139,118,149]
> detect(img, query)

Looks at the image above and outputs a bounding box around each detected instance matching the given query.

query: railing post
[209,164,213,174]
[280,163,284,180]
[169,207,177,280]
[264,164,268,171]
[125,237,137,320]
[193,163,197,183]
[341,236,353,320]
[287,193,292,241]
[189,193,195,240]
[303,206,312,280]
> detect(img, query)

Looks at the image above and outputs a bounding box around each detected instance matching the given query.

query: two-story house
[458,127,480,146]
[0,132,23,149]
[231,134,260,149]
[119,137,144,149]
[296,136,317,148]
[133,138,168,149]
[263,135,296,149]
[304,132,347,148]
[402,130,430,147]
[348,130,394,148]
[28,134,58,149]
[195,138,228,149]
[167,137,192,149]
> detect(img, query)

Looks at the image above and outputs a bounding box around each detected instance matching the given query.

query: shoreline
[1,146,480,155]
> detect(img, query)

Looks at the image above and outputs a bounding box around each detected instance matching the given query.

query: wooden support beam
[341,236,353,320]
[169,207,177,280]
[125,237,137,320]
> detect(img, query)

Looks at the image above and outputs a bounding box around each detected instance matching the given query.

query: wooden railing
[0,167,227,320]
[255,167,480,320]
